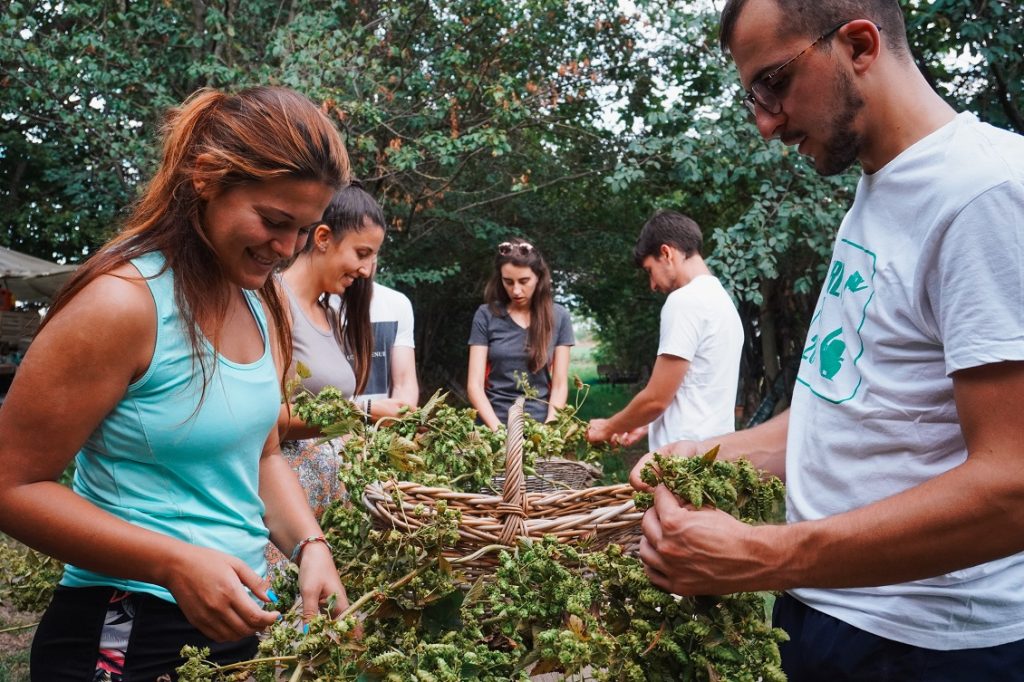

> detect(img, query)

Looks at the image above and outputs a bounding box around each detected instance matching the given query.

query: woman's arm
[0,268,277,641]
[545,345,571,421]
[262,306,349,622]
[467,344,501,430]
[258,433,349,621]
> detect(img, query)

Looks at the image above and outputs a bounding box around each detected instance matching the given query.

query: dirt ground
[0,601,35,681]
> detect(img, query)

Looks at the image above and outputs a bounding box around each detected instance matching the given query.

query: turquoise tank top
[61,251,280,602]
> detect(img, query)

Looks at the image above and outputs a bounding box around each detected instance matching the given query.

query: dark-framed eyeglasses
[743,20,852,116]
[498,241,534,256]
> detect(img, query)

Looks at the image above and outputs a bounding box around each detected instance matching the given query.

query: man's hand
[586,418,613,443]
[588,419,644,446]
[371,397,411,420]
[639,485,779,596]
[618,424,648,446]
[628,440,701,490]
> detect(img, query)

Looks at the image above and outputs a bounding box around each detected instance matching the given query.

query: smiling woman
[198,177,335,292]
[0,86,354,680]
[276,182,414,423]
[269,183,418,566]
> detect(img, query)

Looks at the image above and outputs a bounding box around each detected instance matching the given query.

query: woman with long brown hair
[0,86,351,679]
[467,238,575,429]
[272,182,410,540]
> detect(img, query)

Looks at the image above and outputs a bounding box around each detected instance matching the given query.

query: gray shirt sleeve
[553,304,575,347]
[468,305,490,346]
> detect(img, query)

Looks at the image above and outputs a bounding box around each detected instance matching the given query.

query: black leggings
[31,585,258,682]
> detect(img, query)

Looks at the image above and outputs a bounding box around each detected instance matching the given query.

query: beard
[815,67,866,176]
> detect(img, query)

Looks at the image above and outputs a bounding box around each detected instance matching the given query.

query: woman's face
[500,263,538,310]
[200,177,334,290]
[318,217,386,294]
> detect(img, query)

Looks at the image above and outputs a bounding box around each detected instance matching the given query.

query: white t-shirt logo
[797,238,877,404]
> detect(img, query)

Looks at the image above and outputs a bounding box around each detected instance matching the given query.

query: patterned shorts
[265,437,348,576]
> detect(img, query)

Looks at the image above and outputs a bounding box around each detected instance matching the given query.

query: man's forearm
[764,453,1024,591]
[389,347,419,406]
[606,390,668,434]
[390,380,419,406]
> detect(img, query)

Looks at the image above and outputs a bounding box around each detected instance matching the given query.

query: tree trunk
[759,279,788,414]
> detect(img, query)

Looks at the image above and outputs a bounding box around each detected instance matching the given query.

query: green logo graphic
[797,239,877,404]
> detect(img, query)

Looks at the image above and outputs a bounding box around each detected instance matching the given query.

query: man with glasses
[631,0,1024,678]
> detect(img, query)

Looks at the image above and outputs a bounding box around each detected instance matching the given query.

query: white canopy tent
[0,245,78,302]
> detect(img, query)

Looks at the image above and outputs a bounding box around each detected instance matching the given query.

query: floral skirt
[266,437,347,576]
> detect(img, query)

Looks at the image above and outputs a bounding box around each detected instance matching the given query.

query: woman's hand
[467,344,502,430]
[296,541,350,622]
[163,544,280,642]
[370,397,412,420]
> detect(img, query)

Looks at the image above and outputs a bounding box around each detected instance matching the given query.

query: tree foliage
[2,0,1021,414]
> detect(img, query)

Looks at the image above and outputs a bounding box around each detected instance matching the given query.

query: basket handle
[497,397,527,545]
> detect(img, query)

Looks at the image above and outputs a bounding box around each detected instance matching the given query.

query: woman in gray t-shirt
[467,238,575,428]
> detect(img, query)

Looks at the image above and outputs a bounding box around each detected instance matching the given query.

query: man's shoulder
[945,115,1024,188]
[663,276,738,317]
[890,115,1024,231]
[666,275,721,302]
[370,281,414,321]
[372,281,412,304]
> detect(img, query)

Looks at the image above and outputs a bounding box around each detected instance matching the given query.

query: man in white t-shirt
[586,210,743,451]
[353,281,419,406]
[631,0,1024,678]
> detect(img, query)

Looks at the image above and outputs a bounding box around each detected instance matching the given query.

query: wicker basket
[362,398,643,573]
[488,454,602,493]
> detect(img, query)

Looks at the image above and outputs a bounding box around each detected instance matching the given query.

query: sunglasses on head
[498,241,534,256]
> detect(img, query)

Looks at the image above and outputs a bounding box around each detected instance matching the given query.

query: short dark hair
[633,210,703,267]
[719,0,909,59]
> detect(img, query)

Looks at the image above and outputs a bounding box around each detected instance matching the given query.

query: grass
[0,535,39,682]
[0,602,33,682]
[0,651,29,682]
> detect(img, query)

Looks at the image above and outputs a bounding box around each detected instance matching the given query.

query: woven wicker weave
[362,398,643,572]
[488,455,602,493]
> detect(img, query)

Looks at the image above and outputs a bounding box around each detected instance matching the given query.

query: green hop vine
[176,400,789,681]
[633,446,786,525]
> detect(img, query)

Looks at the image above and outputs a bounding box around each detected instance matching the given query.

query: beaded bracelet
[290,534,330,564]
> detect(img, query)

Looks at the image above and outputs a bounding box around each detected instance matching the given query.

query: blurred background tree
[2,0,1020,416]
